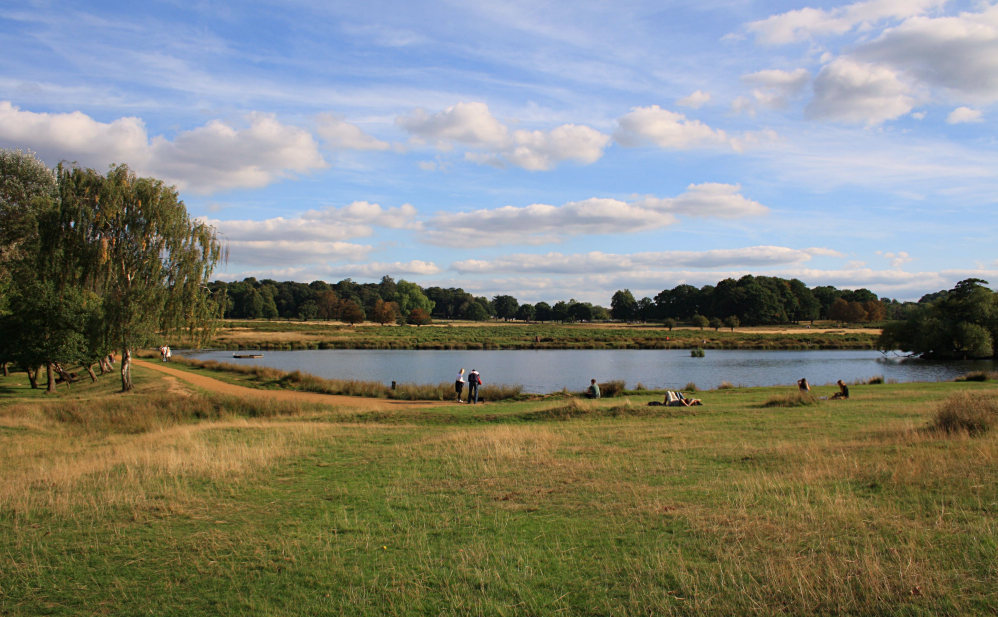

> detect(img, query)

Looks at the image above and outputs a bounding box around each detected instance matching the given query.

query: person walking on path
[467,369,481,404]
[455,368,466,402]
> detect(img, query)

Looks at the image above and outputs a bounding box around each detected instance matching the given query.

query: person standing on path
[455,368,466,402]
[468,369,481,404]
[165,346,172,362]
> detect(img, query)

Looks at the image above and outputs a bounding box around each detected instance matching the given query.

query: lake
[177,349,995,393]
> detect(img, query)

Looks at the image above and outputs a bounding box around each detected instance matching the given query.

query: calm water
[178,349,996,393]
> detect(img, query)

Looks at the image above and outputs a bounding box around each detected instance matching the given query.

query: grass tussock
[866,375,884,384]
[717,381,735,390]
[932,391,998,435]
[597,380,626,398]
[762,391,822,407]
[517,398,660,422]
[954,370,997,382]
[684,381,699,392]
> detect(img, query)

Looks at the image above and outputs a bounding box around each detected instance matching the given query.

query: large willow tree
[54,164,225,391]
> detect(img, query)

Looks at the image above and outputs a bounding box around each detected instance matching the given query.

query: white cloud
[451,246,816,275]
[857,5,998,103]
[423,183,766,247]
[746,0,946,45]
[319,260,443,278]
[741,68,810,108]
[219,240,373,267]
[730,96,757,116]
[396,101,508,149]
[677,90,711,109]
[315,113,390,150]
[878,250,914,269]
[0,102,326,193]
[613,105,733,150]
[805,58,914,124]
[802,247,847,257]
[946,106,983,124]
[205,201,418,266]
[396,101,610,170]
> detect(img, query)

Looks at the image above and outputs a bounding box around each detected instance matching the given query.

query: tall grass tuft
[866,375,884,385]
[932,391,998,435]
[480,383,525,402]
[684,382,699,392]
[717,381,735,390]
[954,371,996,382]
[762,391,821,407]
[598,380,626,398]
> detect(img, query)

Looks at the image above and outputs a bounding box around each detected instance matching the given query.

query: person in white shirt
[455,368,466,402]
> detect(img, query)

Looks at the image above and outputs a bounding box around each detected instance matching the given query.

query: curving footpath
[133,359,450,409]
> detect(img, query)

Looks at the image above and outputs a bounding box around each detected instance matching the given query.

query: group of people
[158,345,172,362]
[798,377,850,399]
[455,368,482,404]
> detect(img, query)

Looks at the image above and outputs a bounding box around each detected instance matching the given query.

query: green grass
[207,320,880,351]
[2,366,998,615]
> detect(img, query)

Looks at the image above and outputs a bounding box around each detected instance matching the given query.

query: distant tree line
[0,150,222,392]
[211,273,926,328]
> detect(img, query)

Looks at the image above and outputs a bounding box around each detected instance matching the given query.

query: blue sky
[2,0,997,303]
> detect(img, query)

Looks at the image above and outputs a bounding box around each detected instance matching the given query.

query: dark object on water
[233,354,264,359]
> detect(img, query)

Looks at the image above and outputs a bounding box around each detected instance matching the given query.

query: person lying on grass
[666,391,701,406]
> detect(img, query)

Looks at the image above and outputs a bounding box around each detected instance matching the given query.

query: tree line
[0,150,222,392]
[213,273,913,328]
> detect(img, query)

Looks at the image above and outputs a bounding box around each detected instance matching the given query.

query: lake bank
[207,320,881,351]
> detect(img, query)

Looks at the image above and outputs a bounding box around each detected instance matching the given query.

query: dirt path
[133,360,450,409]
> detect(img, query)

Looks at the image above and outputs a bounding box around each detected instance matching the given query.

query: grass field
[2,365,997,615]
[205,319,882,351]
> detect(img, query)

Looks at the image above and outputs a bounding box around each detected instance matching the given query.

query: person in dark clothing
[467,369,481,404]
[831,379,850,399]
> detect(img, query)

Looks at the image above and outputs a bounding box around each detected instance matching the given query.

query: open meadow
[2,363,997,615]
[207,320,881,351]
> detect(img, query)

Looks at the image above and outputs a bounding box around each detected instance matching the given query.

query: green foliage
[492,294,519,320]
[691,347,705,357]
[396,279,434,317]
[724,315,740,331]
[878,279,997,359]
[610,289,637,321]
[692,314,709,330]
[709,317,723,331]
[663,318,677,331]
[464,301,490,322]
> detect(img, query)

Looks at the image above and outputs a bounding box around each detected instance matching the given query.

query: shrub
[690,347,705,358]
[634,382,647,391]
[684,382,699,392]
[762,392,821,407]
[867,375,884,385]
[932,392,998,435]
[598,380,626,398]
[717,381,735,390]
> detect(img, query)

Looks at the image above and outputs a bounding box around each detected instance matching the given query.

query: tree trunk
[121,348,133,392]
[86,364,98,382]
[2,363,7,377]
[98,358,107,375]
[26,365,38,389]
[46,362,56,394]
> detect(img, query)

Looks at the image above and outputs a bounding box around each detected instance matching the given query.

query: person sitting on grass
[666,391,701,406]
[798,377,810,393]
[831,379,850,399]
[586,379,600,399]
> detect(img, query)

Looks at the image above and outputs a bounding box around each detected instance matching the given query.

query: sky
[2,0,998,304]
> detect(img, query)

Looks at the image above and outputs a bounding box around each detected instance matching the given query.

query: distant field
[2,365,997,615]
[206,319,882,351]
